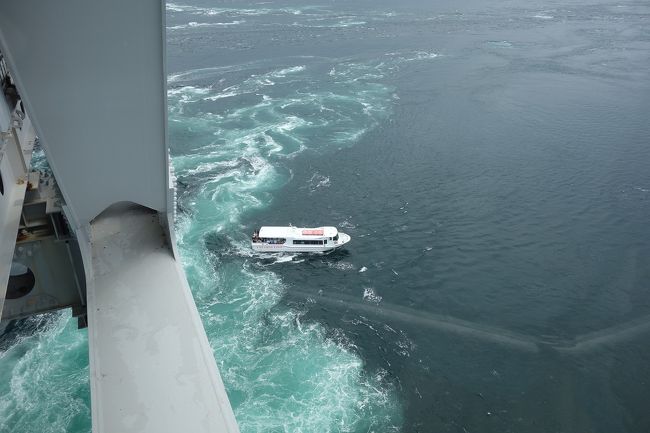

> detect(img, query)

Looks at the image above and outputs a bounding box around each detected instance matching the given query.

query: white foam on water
[166,2,195,12]
[359,266,368,273]
[270,254,298,264]
[168,62,264,84]
[338,20,367,27]
[200,64,308,103]
[307,172,331,192]
[268,65,306,77]
[391,50,439,62]
[167,2,309,18]
[185,161,239,176]
[166,53,417,430]
[363,287,383,304]
[0,45,450,432]
[327,261,356,271]
[395,333,415,357]
[167,85,211,97]
[487,40,513,48]
[292,19,367,28]
[168,20,246,30]
[339,220,357,229]
[0,313,90,432]
[175,241,401,431]
[204,90,241,101]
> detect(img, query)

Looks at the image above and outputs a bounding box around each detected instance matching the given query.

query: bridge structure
[0,1,239,432]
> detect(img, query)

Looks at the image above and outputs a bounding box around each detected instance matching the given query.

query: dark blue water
[2,0,650,432]
[167,1,650,431]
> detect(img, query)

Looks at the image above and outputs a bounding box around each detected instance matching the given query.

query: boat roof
[258,226,338,238]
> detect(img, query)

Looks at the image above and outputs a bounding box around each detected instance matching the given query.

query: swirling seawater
[3,0,650,432]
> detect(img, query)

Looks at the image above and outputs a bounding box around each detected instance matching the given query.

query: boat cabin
[251,226,349,252]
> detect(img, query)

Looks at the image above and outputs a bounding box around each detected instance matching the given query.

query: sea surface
[2,0,650,432]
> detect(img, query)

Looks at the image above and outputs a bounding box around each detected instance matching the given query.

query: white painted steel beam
[0,0,170,228]
[0,2,240,431]
[88,204,239,433]
[0,111,35,316]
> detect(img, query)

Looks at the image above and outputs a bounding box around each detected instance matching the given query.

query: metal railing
[0,51,9,88]
[0,50,20,113]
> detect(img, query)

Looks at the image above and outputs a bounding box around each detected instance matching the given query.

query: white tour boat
[251,226,351,253]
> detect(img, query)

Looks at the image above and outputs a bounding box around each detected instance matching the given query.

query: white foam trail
[204,90,240,101]
[167,85,211,96]
[327,261,356,271]
[269,65,306,77]
[168,20,245,30]
[167,2,308,17]
[272,255,298,264]
[292,19,367,28]
[166,2,195,12]
[199,66,307,102]
[399,51,439,61]
[167,61,272,84]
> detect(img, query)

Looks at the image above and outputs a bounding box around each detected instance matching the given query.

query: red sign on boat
[302,229,324,236]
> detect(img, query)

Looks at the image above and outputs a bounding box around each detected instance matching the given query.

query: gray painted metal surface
[0,0,169,228]
[0,2,241,431]
[88,204,239,433]
[0,109,35,316]
[2,168,87,322]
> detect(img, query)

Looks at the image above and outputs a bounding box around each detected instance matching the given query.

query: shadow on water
[283,284,650,356]
[208,227,650,358]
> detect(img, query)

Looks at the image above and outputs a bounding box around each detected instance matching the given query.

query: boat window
[264,238,285,244]
[293,240,324,245]
[333,234,339,241]
[0,168,4,195]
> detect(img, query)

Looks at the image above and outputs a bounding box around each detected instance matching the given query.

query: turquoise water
[1,7,440,432]
[166,53,430,431]
[0,315,90,432]
[3,0,650,432]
